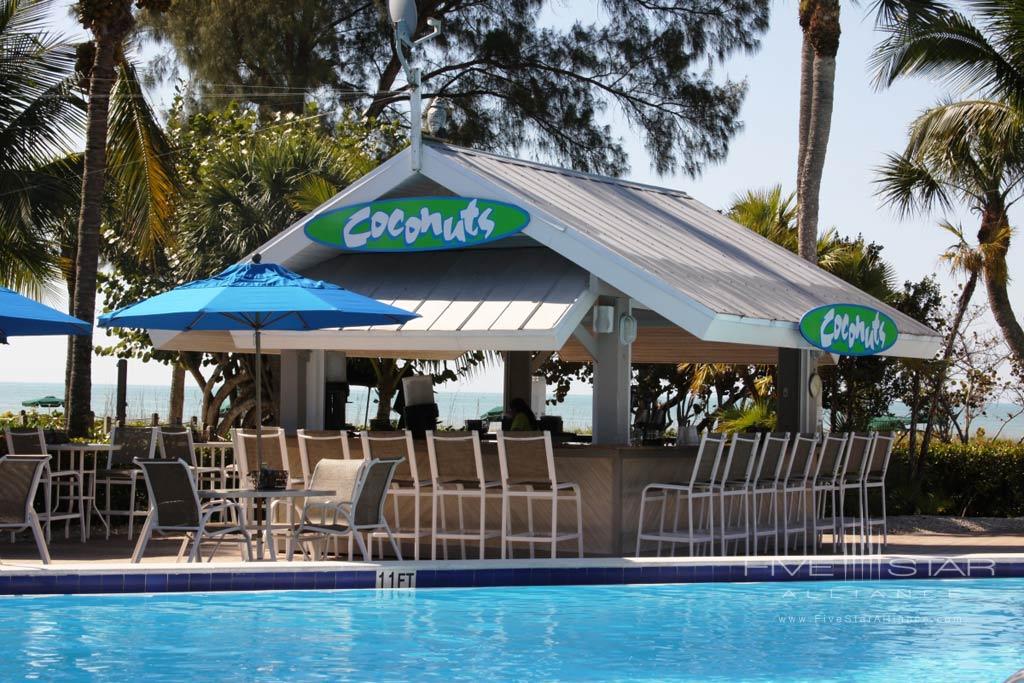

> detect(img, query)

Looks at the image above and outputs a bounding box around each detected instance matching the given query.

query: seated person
[508,397,538,431]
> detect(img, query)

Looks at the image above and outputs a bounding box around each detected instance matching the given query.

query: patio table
[46,443,120,542]
[198,488,333,561]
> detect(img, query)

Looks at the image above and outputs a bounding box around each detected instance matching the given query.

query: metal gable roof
[426,143,937,341]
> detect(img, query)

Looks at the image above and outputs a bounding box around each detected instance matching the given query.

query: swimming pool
[3,578,1021,681]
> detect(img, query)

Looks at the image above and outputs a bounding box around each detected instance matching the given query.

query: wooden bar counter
[282,436,697,557]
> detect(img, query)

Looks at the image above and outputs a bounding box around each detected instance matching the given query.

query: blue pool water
[3,579,1023,681]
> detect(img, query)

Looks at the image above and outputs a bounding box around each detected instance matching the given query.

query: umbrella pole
[254,328,263,483]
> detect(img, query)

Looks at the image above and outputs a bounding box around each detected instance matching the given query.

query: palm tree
[876,98,1024,362]
[0,0,83,298]
[910,222,983,471]
[796,0,841,263]
[872,0,1024,362]
[728,185,897,299]
[67,0,174,435]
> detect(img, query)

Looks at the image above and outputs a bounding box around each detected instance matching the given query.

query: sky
[6,0,1015,395]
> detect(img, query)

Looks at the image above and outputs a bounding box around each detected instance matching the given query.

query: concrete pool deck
[0,521,1023,595]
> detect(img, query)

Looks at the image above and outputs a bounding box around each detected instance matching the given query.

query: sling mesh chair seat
[5,427,82,542]
[96,426,158,540]
[635,432,728,557]
[131,459,252,563]
[286,458,403,562]
[0,455,51,564]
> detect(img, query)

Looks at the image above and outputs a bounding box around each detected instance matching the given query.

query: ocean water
[0,579,1022,681]
[0,381,593,431]
[0,380,1020,438]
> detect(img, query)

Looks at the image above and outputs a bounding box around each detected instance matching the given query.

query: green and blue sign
[799,303,899,356]
[304,196,530,252]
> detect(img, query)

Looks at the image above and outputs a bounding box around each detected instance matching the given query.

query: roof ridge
[425,140,693,199]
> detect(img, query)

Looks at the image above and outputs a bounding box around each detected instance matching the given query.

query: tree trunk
[916,269,978,478]
[168,360,186,425]
[63,272,75,410]
[67,34,120,437]
[980,217,1024,363]
[796,25,814,207]
[796,0,840,264]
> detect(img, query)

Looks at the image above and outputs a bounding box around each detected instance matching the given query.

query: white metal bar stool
[714,432,761,556]
[635,432,728,557]
[837,432,874,554]
[426,430,502,560]
[748,432,790,555]
[362,430,430,560]
[779,433,819,554]
[496,431,583,559]
[863,432,895,552]
[5,427,83,543]
[808,432,849,553]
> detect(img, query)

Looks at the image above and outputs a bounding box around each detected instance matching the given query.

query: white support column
[503,351,533,413]
[279,350,303,433]
[592,297,632,445]
[304,349,326,430]
[776,348,821,433]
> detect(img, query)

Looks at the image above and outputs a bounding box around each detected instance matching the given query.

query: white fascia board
[418,147,720,339]
[256,149,416,268]
[228,329,566,352]
[879,334,942,359]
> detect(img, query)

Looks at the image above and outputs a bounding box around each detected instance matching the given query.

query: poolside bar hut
[150,140,941,443]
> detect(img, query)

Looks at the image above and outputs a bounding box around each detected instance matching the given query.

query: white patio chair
[96,425,158,540]
[286,458,403,562]
[426,430,502,560]
[779,433,819,554]
[837,432,875,553]
[863,432,896,551]
[808,432,849,553]
[714,432,761,556]
[748,432,790,554]
[496,430,583,559]
[362,430,430,560]
[5,427,82,542]
[131,458,252,563]
[0,455,51,564]
[635,432,728,557]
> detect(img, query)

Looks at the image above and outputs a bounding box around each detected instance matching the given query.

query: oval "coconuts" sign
[304,196,530,252]
[799,304,899,356]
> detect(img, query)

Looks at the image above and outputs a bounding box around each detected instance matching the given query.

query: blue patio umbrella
[98,254,418,476]
[0,286,91,343]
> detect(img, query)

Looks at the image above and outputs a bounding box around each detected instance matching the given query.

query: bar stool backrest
[784,433,819,484]
[496,431,557,487]
[110,426,158,467]
[232,427,290,486]
[0,455,48,526]
[867,432,895,481]
[297,430,358,487]
[135,458,201,530]
[158,428,197,468]
[4,427,46,455]
[842,432,875,484]
[814,432,849,484]
[717,432,762,487]
[752,432,790,488]
[689,432,728,488]
[426,431,486,487]
[361,431,417,486]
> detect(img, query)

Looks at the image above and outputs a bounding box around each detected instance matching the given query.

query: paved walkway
[2,523,1022,567]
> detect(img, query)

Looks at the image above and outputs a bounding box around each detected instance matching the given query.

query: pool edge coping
[1,554,1022,595]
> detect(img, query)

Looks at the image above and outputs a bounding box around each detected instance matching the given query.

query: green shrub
[888,442,1024,517]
